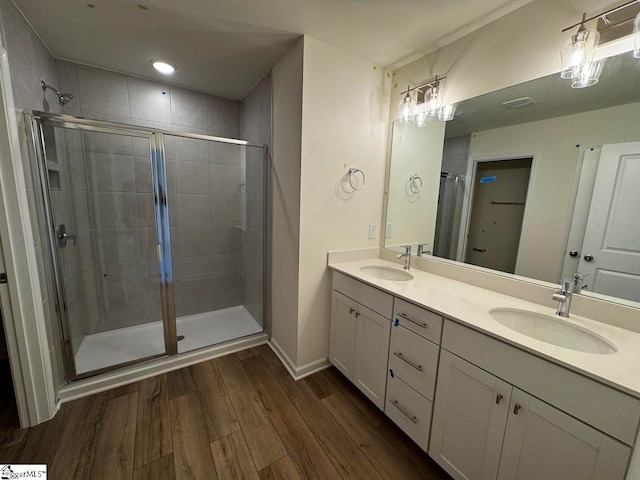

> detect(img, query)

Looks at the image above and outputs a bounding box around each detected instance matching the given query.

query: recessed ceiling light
[152,61,175,75]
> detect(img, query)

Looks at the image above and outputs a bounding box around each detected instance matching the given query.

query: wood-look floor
[0,345,452,480]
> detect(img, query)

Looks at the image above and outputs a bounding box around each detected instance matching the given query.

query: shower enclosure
[28,112,267,379]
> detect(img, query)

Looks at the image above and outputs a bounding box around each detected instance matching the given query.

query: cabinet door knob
[513,404,522,415]
[355,311,361,317]
[495,394,503,405]
[349,308,355,315]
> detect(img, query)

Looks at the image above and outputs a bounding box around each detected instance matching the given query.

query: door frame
[458,152,537,275]
[0,46,57,426]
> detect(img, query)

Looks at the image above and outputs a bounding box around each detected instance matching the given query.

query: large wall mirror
[385,50,640,308]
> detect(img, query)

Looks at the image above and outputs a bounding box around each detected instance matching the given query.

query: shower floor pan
[74,305,262,374]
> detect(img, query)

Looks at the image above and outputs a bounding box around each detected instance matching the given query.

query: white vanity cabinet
[329,272,393,409]
[430,350,512,479]
[430,320,636,480]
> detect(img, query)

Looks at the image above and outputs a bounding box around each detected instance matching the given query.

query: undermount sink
[489,308,617,355]
[359,265,414,281]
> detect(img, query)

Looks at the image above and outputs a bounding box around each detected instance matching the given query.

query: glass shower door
[36,122,170,377]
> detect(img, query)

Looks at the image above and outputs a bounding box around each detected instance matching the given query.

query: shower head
[40,80,74,106]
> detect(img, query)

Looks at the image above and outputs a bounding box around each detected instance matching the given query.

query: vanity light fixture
[424,75,444,117]
[152,61,175,75]
[399,87,415,124]
[560,14,600,80]
[398,76,457,124]
[560,2,640,88]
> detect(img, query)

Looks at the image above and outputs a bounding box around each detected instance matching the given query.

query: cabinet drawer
[389,325,439,400]
[385,374,432,451]
[332,271,393,318]
[393,298,443,344]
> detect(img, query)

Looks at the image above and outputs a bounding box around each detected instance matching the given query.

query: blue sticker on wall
[480,176,497,184]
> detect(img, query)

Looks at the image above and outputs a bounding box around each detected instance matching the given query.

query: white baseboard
[58,333,268,402]
[268,339,331,381]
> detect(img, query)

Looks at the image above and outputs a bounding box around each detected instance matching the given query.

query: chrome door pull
[349,308,355,315]
[56,224,76,247]
[393,352,423,372]
[397,313,428,329]
[496,394,503,405]
[472,247,487,253]
[513,404,522,415]
[390,399,418,424]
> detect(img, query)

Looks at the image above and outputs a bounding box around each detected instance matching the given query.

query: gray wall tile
[77,66,130,117]
[128,77,171,124]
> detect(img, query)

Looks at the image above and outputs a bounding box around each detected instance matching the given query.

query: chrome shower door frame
[28,113,177,380]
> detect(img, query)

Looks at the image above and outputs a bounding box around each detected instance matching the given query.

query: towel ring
[409,174,423,194]
[348,168,366,191]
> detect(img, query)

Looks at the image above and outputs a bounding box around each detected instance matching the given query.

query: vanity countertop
[328,258,640,400]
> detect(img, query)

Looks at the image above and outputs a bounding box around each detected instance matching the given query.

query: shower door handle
[56,224,76,247]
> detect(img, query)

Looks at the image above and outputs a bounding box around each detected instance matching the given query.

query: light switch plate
[368,223,377,239]
[386,223,392,238]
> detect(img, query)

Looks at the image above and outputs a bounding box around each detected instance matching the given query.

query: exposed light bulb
[571,59,605,88]
[152,61,175,75]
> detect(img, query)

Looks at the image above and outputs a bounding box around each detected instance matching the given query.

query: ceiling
[445,52,640,138]
[13,0,532,100]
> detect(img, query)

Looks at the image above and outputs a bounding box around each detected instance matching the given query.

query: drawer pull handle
[394,352,423,372]
[495,394,503,405]
[355,311,361,318]
[397,313,428,329]
[349,308,355,315]
[390,399,418,424]
[513,403,522,415]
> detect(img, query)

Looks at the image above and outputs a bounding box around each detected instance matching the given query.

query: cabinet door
[430,350,512,480]
[353,303,391,410]
[329,291,357,379]
[498,388,631,480]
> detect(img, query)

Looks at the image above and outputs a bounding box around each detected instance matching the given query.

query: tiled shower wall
[54,60,247,336]
[240,73,272,329]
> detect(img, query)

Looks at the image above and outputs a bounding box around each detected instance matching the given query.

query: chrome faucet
[552,279,573,317]
[417,244,431,257]
[396,245,412,270]
[572,272,589,293]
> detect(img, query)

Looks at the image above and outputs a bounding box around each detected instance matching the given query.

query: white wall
[271,38,303,364]
[466,101,640,283]
[296,36,389,366]
[385,119,445,252]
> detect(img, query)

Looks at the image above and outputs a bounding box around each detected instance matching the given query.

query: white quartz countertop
[329,258,640,400]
